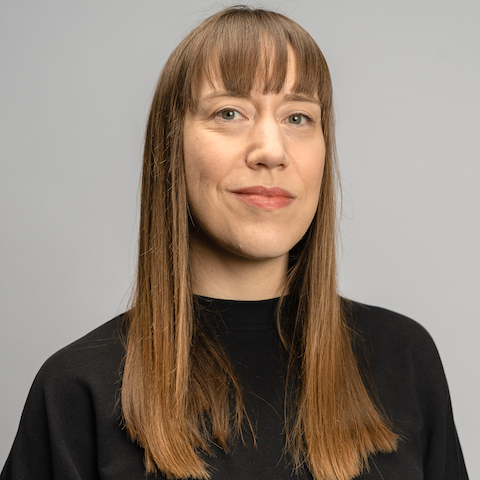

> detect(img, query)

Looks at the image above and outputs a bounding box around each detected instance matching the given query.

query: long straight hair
[122,6,398,480]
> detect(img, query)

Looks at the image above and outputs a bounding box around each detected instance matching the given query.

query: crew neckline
[195,295,283,329]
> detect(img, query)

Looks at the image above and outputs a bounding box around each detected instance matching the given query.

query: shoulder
[343,299,448,398]
[341,302,470,479]
[35,314,126,393]
[344,299,437,352]
[2,315,132,478]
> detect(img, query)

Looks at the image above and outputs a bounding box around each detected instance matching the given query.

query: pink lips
[232,186,294,209]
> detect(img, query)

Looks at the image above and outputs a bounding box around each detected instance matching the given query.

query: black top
[1,299,469,479]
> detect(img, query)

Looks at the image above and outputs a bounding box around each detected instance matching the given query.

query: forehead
[199,54,298,95]
[191,47,318,107]
[181,12,331,112]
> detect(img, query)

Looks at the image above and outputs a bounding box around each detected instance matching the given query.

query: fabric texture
[1,299,469,479]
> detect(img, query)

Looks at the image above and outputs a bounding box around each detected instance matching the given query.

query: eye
[287,114,311,125]
[217,109,241,121]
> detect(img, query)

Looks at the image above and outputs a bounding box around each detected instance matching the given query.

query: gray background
[1,0,478,476]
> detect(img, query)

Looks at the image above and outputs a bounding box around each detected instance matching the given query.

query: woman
[1,6,468,480]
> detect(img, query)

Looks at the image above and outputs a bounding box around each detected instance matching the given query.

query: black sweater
[1,299,469,479]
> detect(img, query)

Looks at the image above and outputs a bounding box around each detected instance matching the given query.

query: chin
[224,236,298,262]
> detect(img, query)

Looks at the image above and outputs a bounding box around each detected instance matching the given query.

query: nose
[245,115,289,169]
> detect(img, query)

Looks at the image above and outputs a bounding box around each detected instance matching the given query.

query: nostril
[246,133,289,169]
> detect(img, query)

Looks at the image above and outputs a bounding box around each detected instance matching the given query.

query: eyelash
[215,108,243,121]
[214,108,314,125]
[287,113,314,125]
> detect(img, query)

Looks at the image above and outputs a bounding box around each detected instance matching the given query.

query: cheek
[301,143,326,202]
[314,163,325,199]
[184,156,219,203]
[184,134,223,185]
[184,143,229,225]
[184,138,211,197]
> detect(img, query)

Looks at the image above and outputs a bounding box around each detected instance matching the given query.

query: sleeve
[349,302,470,479]
[1,352,100,480]
[414,331,469,480]
[434,406,469,480]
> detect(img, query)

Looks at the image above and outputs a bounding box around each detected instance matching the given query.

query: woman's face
[183,54,325,268]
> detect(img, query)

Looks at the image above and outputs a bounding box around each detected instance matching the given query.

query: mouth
[231,186,294,209]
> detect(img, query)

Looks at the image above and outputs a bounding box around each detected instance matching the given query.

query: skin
[183,54,325,300]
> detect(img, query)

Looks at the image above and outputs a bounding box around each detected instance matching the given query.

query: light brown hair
[122,6,398,480]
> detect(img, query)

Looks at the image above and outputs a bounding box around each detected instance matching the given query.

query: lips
[232,186,294,209]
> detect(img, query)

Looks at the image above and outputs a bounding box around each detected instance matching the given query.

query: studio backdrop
[1,0,478,476]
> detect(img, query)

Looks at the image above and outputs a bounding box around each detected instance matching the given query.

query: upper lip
[232,186,294,198]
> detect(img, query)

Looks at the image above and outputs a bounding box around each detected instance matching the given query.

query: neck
[189,235,288,301]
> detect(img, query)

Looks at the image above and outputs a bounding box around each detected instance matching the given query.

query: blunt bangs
[183,7,332,113]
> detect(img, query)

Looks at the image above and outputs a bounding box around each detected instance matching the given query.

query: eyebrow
[283,93,321,106]
[199,91,249,103]
[199,91,321,106]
